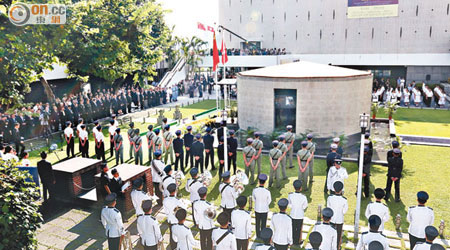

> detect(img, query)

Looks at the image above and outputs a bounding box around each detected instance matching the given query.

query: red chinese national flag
[212,32,220,71]
[207,26,215,33]
[197,22,206,31]
[221,39,228,64]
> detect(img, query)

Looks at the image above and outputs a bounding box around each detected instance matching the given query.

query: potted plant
[371,102,379,119]
[384,100,399,120]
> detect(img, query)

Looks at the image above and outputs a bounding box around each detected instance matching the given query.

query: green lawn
[376,108,450,137]
[28,137,450,237]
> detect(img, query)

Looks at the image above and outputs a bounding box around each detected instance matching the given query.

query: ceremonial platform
[52,157,103,203]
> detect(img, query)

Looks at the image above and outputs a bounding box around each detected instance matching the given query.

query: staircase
[158,57,186,88]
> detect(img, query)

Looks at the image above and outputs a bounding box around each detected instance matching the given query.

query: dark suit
[227,136,238,174]
[385,156,403,201]
[37,159,55,202]
[173,137,184,172]
[12,128,25,156]
[184,133,194,168]
[203,133,215,170]
[192,140,204,173]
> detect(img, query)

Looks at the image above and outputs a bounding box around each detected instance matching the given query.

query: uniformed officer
[325,144,340,192]
[327,181,348,250]
[163,124,174,165]
[134,128,143,165]
[185,168,204,224]
[193,187,215,250]
[242,138,257,184]
[413,226,439,250]
[114,128,124,165]
[252,132,264,176]
[297,141,312,191]
[332,137,344,156]
[252,174,271,238]
[358,146,372,198]
[408,191,435,250]
[365,188,389,232]
[288,180,308,245]
[203,127,215,171]
[95,125,106,162]
[101,193,125,250]
[313,208,337,250]
[387,140,402,160]
[173,130,185,172]
[231,196,252,250]
[285,125,295,169]
[271,198,293,250]
[327,158,348,194]
[137,200,162,250]
[146,125,155,163]
[254,228,274,250]
[108,120,116,157]
[228,130,238,174]
[64,121,75,158]
[306,133,316,183]
[184,126,194,169]
[364,133,373,158]
[277,135,288,180]
[164,183,187,249]
[153,128,163,153]
[308,232,323,250]
[79,124,89,158]
[212,212,237,250]
[385,148,403,202]
[219,171,238,219]
[268,140,282,188]
[127,122,135,159]
[356,215,389,250]
[192,134,205,173]
[130,178,152,216]
[162,165,176,197]
[93,121,100,157]
[150,150,165,206]
[172,208,198,250]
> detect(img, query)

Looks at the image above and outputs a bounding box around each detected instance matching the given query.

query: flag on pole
[212,32,220,71]
[197,22,206,31]
[207,26,215,33]
[221,39,228,64]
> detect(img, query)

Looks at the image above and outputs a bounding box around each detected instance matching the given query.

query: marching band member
[252,174,271,238]
[288,180,308,245]
[271,198,293,250]
[326,158,348,194]
[313,208,337,250]
[150,150,165,206]
[162,165,176,197]
[137,200,162,250]
[327,181,348,250]
[219,171,238,219]
[212,212,237,250]
[172,208,198,250]
[193,187,214,250]
[101,193,125,250]
[164,183,187,250]
[231,196,252,250]
[130,178,152,216]
[186,168,204,224]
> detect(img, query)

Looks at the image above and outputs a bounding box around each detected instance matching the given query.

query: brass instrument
[199,170,212,187]
[173,170,185,197]
[204,205,217,220]
[121,231,133,250]
[230,170,249,194]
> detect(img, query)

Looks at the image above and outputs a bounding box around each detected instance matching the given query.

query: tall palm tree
[178,36,207,79]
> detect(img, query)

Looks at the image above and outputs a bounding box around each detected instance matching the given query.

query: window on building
[274,89,297,131]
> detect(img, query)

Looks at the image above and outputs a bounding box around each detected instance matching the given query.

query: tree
[177,36,207,80]
[0,0,68,106]
[0,161,43,249]
[60,0,173,86]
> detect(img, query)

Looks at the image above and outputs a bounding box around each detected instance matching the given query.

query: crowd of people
[22,113,444,250]
[204,47,288,56]
[372,78,447,108]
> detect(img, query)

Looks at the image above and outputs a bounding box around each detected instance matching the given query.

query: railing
[158,58,186,88]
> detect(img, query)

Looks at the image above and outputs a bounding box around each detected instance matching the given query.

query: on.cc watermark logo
[9,3,66,26]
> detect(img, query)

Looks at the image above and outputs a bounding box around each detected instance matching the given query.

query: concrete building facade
[219,0,450,83]
[237,62,373,138]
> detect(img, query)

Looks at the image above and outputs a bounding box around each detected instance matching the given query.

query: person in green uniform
[242,138,257,185]
[269,140,282,188]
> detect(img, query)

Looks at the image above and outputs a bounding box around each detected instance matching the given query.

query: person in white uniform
[288,180,308,245]
[219,171,238,219]
[164,183,187,250]
[162,165,176,198]
[365,188,389,232]
[101,193,125,250]
[185,168,204,224]
[313,208,337,250]
[327,181,348,250]
[130,178,152,216]
[193,187,215,250]
[356,215,389,250]
[212,212,237,250]
[150,150,165,206]
[137,200,162,250]
[408,191,435,250]
[252,174,272,238]
[231,196,252,250]
[172,208,198,250]
[270,198,293,250]
[413,226,439,250]
[327,158,348,194]
[254,228,274,250]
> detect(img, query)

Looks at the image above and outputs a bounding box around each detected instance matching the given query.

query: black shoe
[395,199,401,203]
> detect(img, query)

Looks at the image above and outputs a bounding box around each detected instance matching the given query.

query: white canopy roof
[238,61,372,79]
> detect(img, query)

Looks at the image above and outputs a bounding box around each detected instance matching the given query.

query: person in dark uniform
[325,144,339,193]
[387,141,402,160]
[358,146,373,198]
[192,134,205,173]
[37,152,56,202]
[173,130,184,173]
[12,123,25,157]
[203,127,215,171]
[109,168,126,215]
[228,130,238,175]
[99,164,111,199]
[217,136,229,181]
[217,121,226,142]
[184,126,194,169]
[365,133,373,158]
[385,148,403,202]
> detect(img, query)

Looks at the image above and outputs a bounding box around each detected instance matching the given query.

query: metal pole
[223,85,228,171]
[354,129,366,240]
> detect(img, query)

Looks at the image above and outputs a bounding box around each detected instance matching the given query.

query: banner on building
[347,0,399,19]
